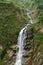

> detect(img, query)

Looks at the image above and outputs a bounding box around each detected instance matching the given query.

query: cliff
[0,1,43,65]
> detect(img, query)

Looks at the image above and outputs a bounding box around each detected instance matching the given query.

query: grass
[33,34,43,40]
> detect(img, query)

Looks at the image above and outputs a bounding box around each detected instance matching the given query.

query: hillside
[0,0,43,65]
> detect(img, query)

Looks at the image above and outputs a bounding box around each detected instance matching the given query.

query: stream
[14,9,33,65]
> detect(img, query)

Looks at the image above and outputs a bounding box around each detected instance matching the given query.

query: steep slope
[0,0,43,65]
[0,2,26,65]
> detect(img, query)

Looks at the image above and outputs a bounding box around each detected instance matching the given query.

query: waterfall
[14,9,33,65]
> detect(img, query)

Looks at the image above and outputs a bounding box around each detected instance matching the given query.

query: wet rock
[7,50,14,58]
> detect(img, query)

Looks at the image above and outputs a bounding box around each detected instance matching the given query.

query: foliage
[0,0,43,65]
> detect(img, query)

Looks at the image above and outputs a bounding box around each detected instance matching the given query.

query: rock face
[9,27,43,65]
[0,3,43,65]
[11,27,43,65]
[21,27,43,65]
[21,29,33,65]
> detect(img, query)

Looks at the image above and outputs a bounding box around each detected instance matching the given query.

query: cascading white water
[14,9,33,65]
[14,27,27,65]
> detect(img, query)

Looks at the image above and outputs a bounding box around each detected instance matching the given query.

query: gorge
[0,0,43,65]
[14,9,33,65]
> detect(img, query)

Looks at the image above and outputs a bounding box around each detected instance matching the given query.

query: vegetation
[0,0,43,65]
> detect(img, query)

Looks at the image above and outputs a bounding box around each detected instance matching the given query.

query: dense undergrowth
[0,0,43,65]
